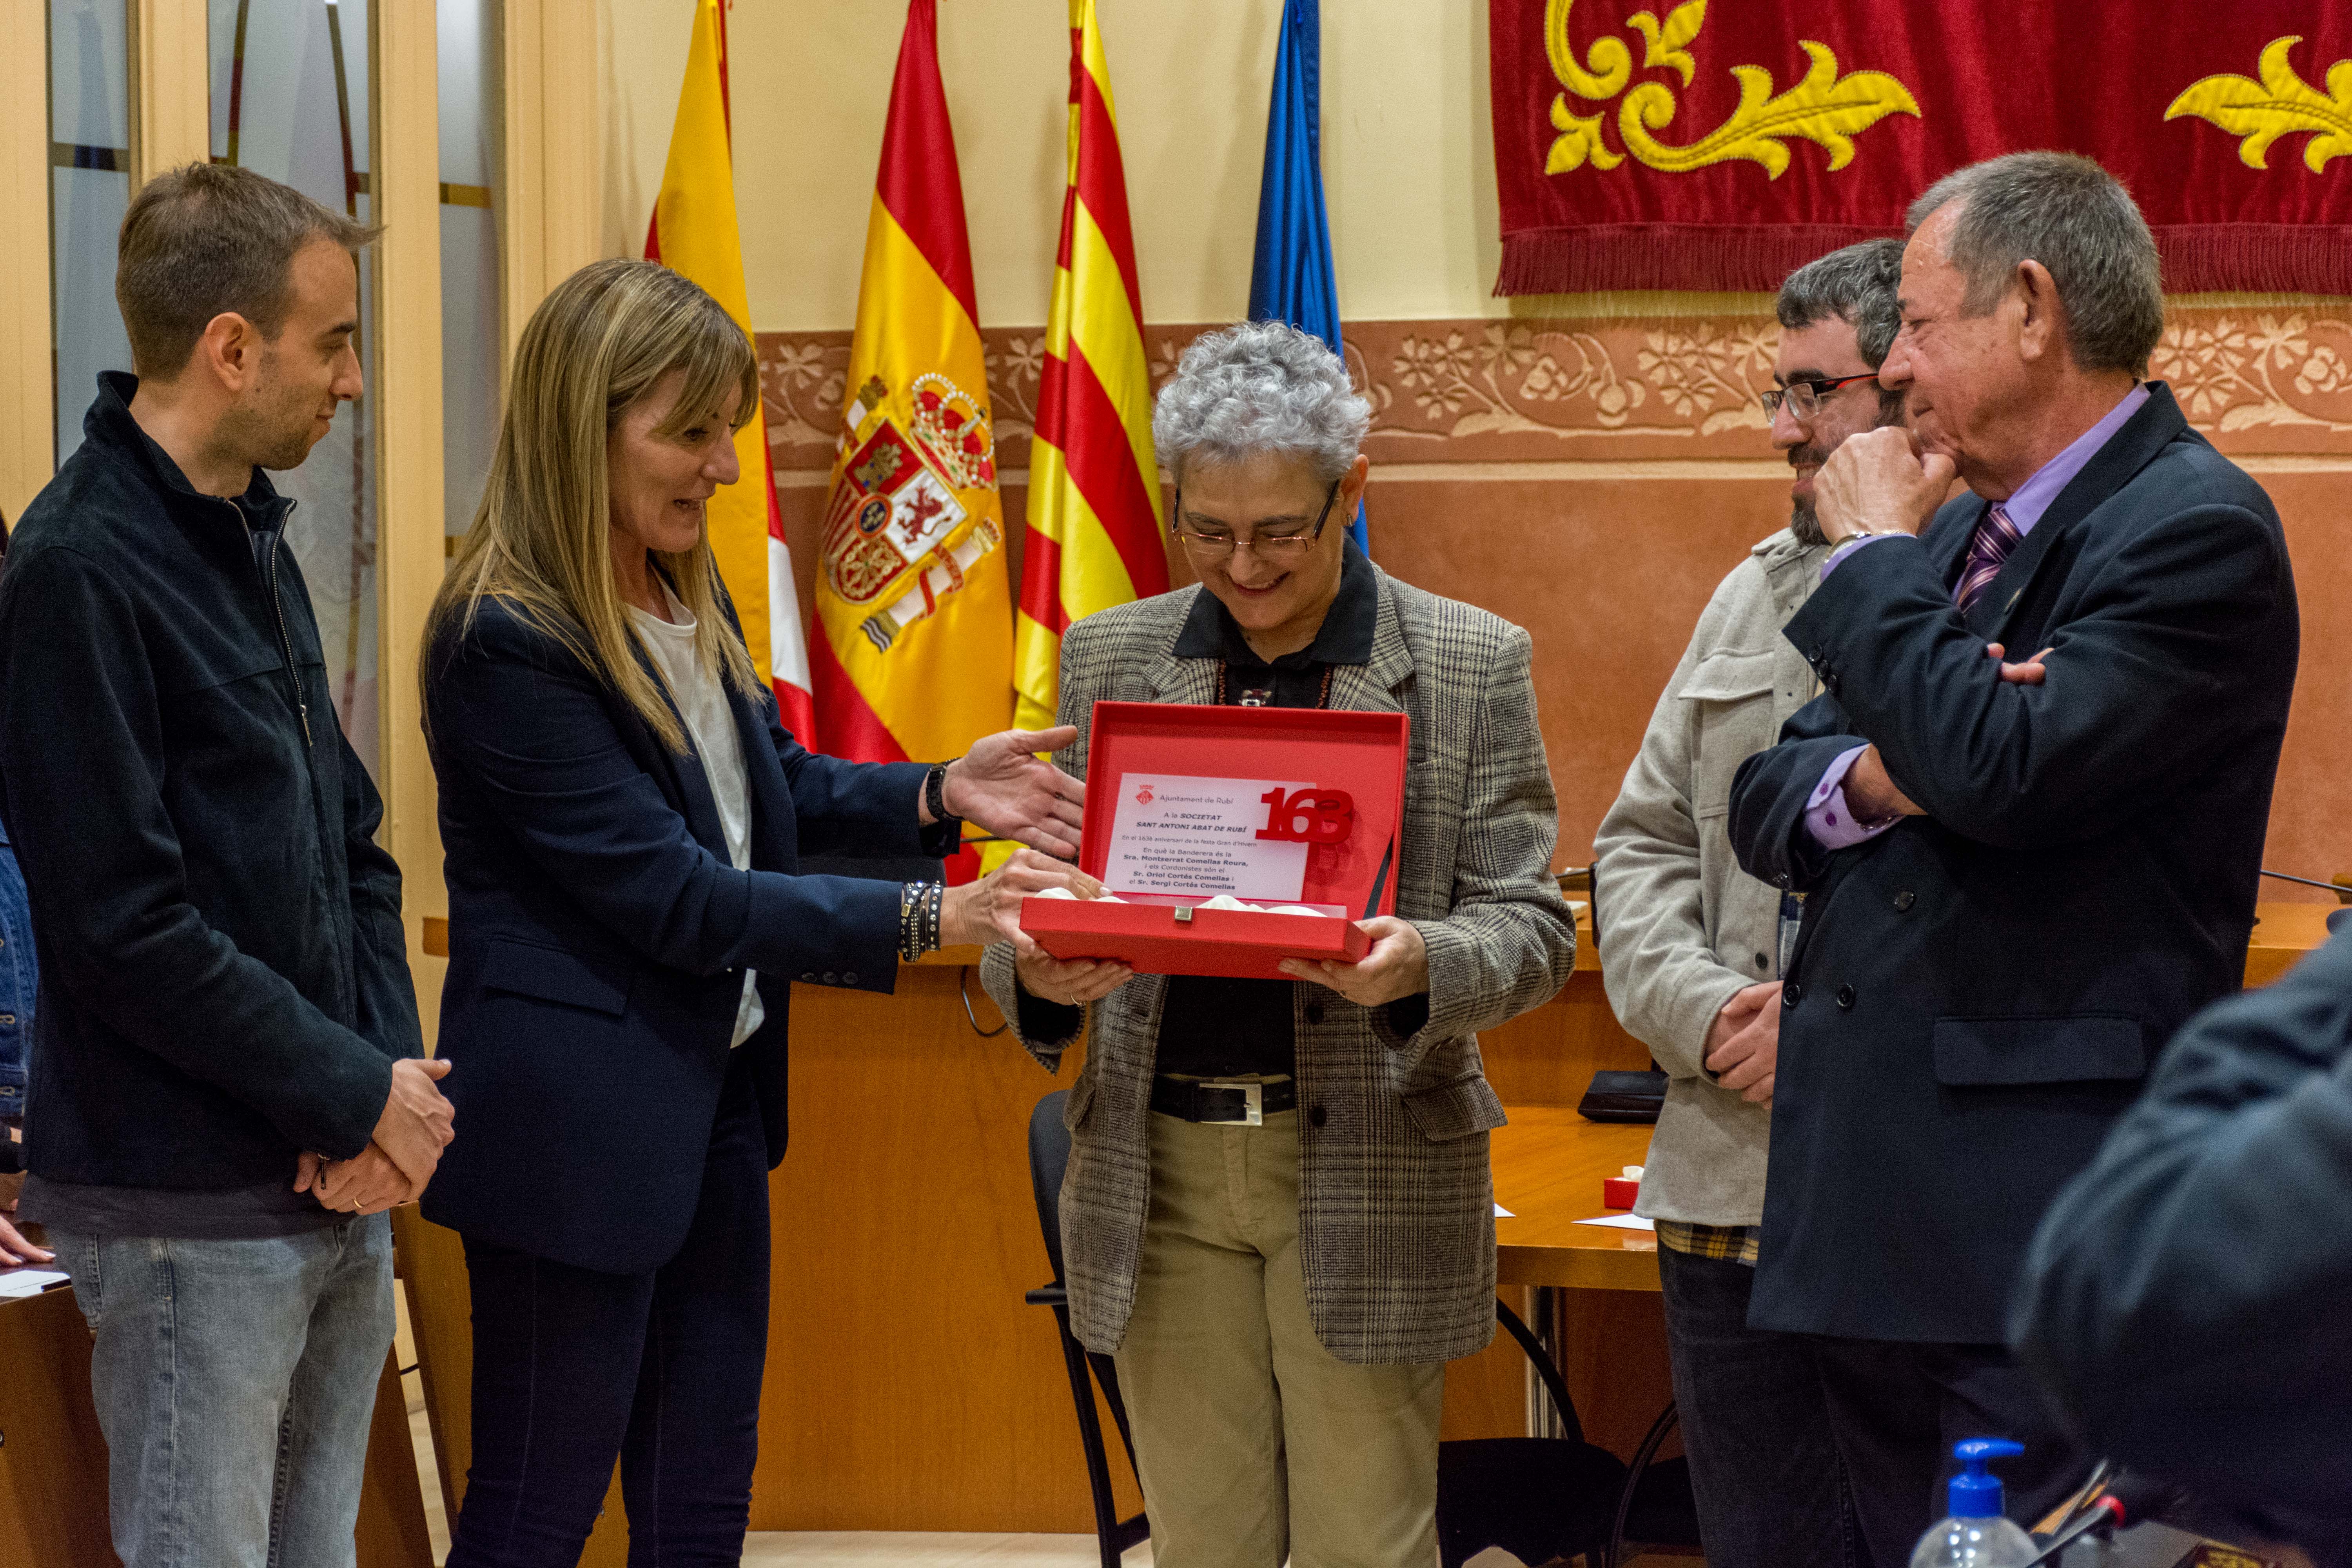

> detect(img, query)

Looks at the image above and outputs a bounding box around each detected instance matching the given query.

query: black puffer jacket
[0,373,419,1189]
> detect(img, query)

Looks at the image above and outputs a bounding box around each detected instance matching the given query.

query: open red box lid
[1019,701,1410,979]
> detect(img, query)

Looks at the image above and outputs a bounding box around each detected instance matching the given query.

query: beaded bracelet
[899,880,946,962]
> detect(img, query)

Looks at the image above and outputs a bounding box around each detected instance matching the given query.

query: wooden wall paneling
[501,0,600,367]
[0,0,51,520]
[0,1287,114,1568]
[356,1350,436,1568]
[391,1205,631,1566]
[130,0,208,181]
[751,962,1138,1532]
[1554,1288,1682,1464]
[2247,466,2352,889]
[370,0,452,1053]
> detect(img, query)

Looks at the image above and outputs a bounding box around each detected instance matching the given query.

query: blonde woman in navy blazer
[420,260,1083,1566]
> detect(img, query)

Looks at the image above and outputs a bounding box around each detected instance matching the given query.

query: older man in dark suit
[1727,151,2300,1563]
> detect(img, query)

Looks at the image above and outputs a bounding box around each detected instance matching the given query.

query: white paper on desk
[1105,774,1314,900]
[1574,1214,1655,1232]
[1493,1204,1515,1218]
[0,1269,67,1297]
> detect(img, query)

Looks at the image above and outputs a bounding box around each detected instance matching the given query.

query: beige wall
[600,0,1514,329]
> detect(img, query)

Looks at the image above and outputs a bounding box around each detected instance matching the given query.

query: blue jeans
[1657,1244,1854,1568]
[49,1215,395,1568]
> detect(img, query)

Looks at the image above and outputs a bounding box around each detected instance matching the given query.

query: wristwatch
[925,762,959,827]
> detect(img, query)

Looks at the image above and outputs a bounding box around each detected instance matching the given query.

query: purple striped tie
[1955,503,2024,613]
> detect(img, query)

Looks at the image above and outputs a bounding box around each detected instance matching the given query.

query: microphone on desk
[2019,1470,2183,1566]
[2257,869,2352,936]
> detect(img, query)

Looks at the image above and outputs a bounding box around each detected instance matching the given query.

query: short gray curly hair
[1152,320,1371,484]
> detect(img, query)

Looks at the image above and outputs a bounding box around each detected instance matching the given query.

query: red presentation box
[1019,701,1410,980]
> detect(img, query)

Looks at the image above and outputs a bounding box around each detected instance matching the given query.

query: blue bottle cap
[1947,1437,2025,1519]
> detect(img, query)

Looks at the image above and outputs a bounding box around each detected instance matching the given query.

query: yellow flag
[647,0,818,740]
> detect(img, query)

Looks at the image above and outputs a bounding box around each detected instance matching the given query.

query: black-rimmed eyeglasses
[1759,372,1880,421]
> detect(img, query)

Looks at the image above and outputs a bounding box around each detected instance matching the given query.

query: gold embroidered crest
[2168,36,2352,172]
[1543,0,1918,179]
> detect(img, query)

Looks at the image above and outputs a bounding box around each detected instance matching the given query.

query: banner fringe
[1498,224,2352,299]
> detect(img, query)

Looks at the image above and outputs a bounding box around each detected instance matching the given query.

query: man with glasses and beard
[1592,240,1906,1567]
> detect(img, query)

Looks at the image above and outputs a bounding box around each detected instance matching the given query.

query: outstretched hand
[939,728,1085,858]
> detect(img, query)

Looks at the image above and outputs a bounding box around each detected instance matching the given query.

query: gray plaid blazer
[981,567,1575,1365]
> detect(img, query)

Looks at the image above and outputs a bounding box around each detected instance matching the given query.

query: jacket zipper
[229,497,314,749]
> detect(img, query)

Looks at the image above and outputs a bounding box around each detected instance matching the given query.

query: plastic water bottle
[1910,1438,2038,1567]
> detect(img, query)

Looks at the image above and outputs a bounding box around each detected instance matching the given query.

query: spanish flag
[814,0,1015,871]
[645,0,818,744]
[1014,0,1169,732]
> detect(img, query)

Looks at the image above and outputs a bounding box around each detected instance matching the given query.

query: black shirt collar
[1172,536,1378,671]
[88,371,288,530]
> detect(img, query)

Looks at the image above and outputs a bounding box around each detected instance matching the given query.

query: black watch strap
[926,762,958,826]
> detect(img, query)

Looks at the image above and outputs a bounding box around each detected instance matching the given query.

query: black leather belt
[1150,1075,1297,1125]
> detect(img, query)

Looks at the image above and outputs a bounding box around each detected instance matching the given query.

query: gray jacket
[1593,528,1826,1228]
[982,568,1576,1365]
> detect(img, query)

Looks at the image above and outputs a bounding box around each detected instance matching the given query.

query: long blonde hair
[425,258,762,753]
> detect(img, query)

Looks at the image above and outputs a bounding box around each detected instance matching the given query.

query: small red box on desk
[1018,701,1410,980]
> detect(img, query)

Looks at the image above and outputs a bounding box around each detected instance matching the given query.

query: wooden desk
[2248,900,2341,986]
[1494,1111,1660,1293]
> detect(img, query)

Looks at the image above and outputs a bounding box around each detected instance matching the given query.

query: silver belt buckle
[1200,1079,1264,1127]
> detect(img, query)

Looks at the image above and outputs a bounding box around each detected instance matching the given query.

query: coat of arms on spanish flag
[814,0,1015,830]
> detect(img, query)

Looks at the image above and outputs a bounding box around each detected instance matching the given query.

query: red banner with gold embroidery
[1491,0,2352,294]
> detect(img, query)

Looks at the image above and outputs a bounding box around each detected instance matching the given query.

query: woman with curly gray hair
[981,320,1578,1567]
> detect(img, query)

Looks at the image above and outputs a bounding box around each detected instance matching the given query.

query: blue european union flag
[1248,0,1366,553]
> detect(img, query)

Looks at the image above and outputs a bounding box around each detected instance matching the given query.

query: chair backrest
[1027,1090,1072,1287]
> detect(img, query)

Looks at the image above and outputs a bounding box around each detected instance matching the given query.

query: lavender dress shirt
[1804,384,2152,849]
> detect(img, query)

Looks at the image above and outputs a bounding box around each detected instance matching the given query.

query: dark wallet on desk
[1577,1069,1667,1123]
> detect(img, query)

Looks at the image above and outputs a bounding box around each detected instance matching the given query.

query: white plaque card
[1104,773,1315,900]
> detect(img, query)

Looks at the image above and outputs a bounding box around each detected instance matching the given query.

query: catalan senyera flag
[1014,0,1169,733]
[645,0,818,745]
[814,0,1014,858]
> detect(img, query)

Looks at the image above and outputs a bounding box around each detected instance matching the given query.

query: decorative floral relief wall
[757,306,2352,474]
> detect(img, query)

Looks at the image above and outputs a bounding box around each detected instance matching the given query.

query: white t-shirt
[627,586,764,1048]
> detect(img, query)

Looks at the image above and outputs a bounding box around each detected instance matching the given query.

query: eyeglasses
[1172,478,1342,560]
[1759,372,1881,421]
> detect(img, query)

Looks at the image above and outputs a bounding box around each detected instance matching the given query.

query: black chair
[1606,1401,1702,1566]
[1436,1296,1631,1567]
[1023,1090,1149,1568]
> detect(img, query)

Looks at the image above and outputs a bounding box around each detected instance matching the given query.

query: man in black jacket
[0,163,451,1567]
[1726,152,2299,1564]
[2013,923,2352,1560]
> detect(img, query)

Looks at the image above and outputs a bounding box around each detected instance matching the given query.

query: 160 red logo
[1256,787,1355,845]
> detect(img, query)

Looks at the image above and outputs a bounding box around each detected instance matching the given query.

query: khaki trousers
[1112,1108,1445,1568]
